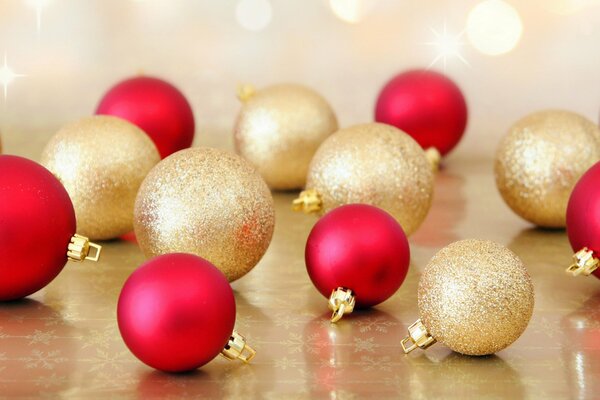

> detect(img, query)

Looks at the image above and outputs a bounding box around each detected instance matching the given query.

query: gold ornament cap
[425,147,441,172]
[328,287,355,323]
[67,234,102,262]
[220,331,256,363]
[414,239,534,356]
[291,189,322,214]
[566,247,599,277]
[401,319,437,353]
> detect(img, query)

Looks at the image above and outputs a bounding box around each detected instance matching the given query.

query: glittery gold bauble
[133,147,275,282]
[418,239,534,356]
[495,110,600,227]
[302,123,433,235]
[41,116,160,240]
[234,83,338,190]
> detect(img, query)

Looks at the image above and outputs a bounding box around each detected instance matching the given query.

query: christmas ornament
[293,123,434,235]
[41,115,160,240]
[234,83,338,190]
[96,76,195,158]
[134,147,275,282]
[0,155,101,301]
[118,253,255,372]
[565,161,600,277]
[401,239,534,356]
[374,69,467,156]
[495,110,600,228]
[306,204,410,322]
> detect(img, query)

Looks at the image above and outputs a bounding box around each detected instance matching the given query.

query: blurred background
[0,0,599,159]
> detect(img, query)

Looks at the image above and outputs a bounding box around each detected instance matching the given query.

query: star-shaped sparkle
[424,21,470,70]
[0,53,25,100]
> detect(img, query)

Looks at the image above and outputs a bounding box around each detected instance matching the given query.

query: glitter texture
[234,84,338,190]
[494,110,600,227]
[306,123,433,235]
[418,239,534,356]
[41,116,160,240]
[133,147,275,282]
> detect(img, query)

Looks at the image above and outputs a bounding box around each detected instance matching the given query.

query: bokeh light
[466,0,523,56]
[235,0,272,31]
[329,0,375,23]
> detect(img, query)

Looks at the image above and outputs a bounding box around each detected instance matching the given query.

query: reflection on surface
[562,292,600,399]
[0,299,76,397]
[412,169,466,247]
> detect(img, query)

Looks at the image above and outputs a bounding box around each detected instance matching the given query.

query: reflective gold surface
[2,144,600,398]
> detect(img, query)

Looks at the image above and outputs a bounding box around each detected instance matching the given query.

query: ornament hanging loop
[566,247,599,277]
[425,147,441,172]
[292,189,322,214]
[328,287,355,323]
[401,319,436,354]
[67,234,102,262]
[221,331,256,363]
[237,84,256,103]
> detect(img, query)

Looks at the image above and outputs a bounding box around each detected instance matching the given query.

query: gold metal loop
[328,287,355,323]
[566,247,599,277]
[237,84,256,102]
[292,189,322,214]
[425,147,441,172]
[401,319,437,354]
[67,234,102,262]
[221,331,256,363]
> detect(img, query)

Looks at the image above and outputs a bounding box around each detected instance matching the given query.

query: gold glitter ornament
[293,123,434,235]
[495,110,600,228]
[234,83,338,190]
[41,116,160,240]
[402,239,534,356]
[133,147,275,282]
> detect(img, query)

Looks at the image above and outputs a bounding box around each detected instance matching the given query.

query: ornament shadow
[405,352,525,398]
[136,368,224,398]
[0,299,77,397]
[411,170,466,248]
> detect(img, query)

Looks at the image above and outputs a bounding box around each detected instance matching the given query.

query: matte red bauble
[96,76,195,158]
[566,161,600,278]
[0,155,101,301]
[375,69,467,156]
[305,204,410,322]
[117,253,255,372]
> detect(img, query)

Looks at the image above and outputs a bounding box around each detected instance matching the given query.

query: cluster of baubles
[1,66,598,373]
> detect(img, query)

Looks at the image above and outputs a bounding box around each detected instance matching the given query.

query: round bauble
[134,147,275,282]
[295,123,434,235]
[0,155,101,301]
[96,76,195,158]
[402,239,534,356]
[375,69,467,156]
[118,253,255,372]
[495,110,600,228]
[566,161,600,278]
[41,116,160,240]
[234,83,338,190]
[306,204,410,322]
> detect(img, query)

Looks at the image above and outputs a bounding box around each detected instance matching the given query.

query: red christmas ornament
[96,76,195,158]
[117,253,255,372]
[0,155,101,301]
[375,69,467,156]
[566,161,600,278]
[305,204,410,322]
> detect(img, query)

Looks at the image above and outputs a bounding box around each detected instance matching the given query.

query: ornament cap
[292,189,323,214]
[67,234,102,262]
[425,147,441,172]
[237,84,256,103]
[566,247,599,277]
[401,319,437,354]
[221,331,256,363]
[328,287,355,323]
